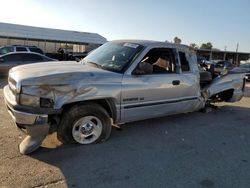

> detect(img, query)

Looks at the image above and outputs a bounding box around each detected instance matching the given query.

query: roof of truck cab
[113,39,188,48]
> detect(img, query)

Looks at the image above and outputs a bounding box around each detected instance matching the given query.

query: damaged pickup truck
[4,40,246,154]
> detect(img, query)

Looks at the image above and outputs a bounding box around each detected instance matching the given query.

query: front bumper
[4,85,51,155]
[4,85,48,126]
[6,104,48,125]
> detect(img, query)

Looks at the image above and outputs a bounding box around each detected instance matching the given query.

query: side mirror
[75,57,81,62]
[0,58,4,63]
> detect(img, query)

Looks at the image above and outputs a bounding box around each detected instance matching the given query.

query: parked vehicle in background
[68,52,88,61]
[3,40,246,154]
[57,47,89,61]
[0,52,56,76]
[0,45,44,55]
[197,55,207,64]
[210,60,235,76]
[239,63,250,81]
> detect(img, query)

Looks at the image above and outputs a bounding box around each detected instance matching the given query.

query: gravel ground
[0,78,250,188]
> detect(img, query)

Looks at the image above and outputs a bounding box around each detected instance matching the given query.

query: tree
[200,42,213,50]
[189,43,199,50]
[206,42,213,49]
[173,37,181,44]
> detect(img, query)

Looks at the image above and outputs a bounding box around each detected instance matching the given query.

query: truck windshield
[82,42,143,73]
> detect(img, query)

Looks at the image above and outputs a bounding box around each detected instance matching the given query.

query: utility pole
[236,43,239,66]
[223,46,227,60]
[209,48,213,60]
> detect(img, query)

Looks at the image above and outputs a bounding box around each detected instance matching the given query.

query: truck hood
[9,61,123,86]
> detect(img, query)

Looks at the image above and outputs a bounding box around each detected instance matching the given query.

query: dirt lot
[0,78,250,188]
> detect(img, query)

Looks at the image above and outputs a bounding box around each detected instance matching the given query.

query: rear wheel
[57,103,112,144]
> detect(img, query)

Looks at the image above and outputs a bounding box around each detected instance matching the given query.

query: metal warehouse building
[0,22,107,53]
[196,49,250,65]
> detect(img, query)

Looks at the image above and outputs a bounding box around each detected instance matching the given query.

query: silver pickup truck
[3,40,246,154]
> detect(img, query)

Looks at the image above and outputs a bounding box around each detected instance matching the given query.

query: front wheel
[57,103,112,145]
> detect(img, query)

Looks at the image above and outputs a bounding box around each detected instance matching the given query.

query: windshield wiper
[86,61,104,69]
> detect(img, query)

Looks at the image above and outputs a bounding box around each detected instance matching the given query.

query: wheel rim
[72,116,103,144]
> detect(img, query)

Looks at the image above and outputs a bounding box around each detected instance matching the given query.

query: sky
[0,0,249,52]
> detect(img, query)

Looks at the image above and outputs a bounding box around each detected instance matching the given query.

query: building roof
[196,48,250,62]
[197,48,250,55]
[0,22,107,45]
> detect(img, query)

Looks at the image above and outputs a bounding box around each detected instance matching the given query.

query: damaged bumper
[6,105,48,126]
[4,85,50,154]
[4,85,48,126]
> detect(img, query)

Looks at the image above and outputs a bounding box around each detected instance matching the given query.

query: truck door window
[179,52,190,72]
[136,48,176,74]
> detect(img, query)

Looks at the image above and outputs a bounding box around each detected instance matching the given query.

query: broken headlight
[20,86,55,108]
[19,94,40,107]
[40,97,54,108]
[20,94,54,108]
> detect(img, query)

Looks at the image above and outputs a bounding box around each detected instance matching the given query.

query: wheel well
[62,99,117,122]
[210,89,234,102]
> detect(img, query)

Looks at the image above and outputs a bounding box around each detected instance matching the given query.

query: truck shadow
[30,104,250,188]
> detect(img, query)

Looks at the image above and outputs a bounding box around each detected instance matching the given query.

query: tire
[57,103,112,145]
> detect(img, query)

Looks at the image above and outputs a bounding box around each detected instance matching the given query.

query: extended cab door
[120,47,202,123]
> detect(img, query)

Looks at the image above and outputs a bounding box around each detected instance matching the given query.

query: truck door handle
[172,80,180,85]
